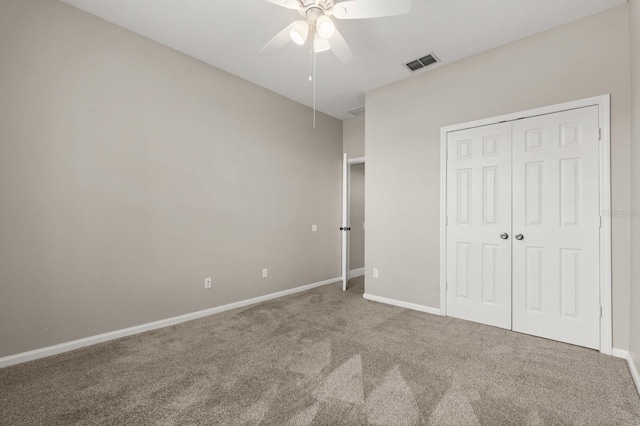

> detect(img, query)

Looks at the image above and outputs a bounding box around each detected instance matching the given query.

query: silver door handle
[515,234,524,240]
[500,233,509,240]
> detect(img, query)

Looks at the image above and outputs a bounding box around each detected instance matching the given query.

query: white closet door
[446,123,512,329]
[512,106,601,349]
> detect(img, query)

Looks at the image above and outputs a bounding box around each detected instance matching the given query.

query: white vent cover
[348,106,365,116]
[404,53,439,72]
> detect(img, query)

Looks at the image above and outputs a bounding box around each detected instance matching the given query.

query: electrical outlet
[262,268,268,278]
[204,277,212,289]
[312,224,318,232]
[373,268,379,278]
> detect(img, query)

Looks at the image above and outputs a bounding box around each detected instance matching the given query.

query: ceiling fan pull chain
[314,49,317,128]
[309,48,313,82]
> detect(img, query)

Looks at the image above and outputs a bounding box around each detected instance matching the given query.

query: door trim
[342,153,349,291]
[439,95,612,355]
[342,155,365,291]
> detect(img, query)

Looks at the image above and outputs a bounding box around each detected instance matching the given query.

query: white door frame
[439,95,612,355]
[342,156,365,291]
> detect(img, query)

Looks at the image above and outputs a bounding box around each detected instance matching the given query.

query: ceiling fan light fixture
[314,33,331,53]
[290,20,310,45]
[316,15,335,39]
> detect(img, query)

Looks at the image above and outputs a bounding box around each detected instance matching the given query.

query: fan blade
[314,33,331,53]
[260,22,297,54]
[329,28,354,62]
[265,0,301,10]
[332,0,411,20]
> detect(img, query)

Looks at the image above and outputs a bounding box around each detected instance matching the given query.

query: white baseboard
[629,354,640,397]
[611,348,640,396]
[363,293,441,316]
[348,267,364,279]
[0,276,341,369]
[612,348,628,359]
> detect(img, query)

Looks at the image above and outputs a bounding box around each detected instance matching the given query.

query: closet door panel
[511,106,600,349]
[446,123,512,329]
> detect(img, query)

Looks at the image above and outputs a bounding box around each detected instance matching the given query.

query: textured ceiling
[61,0,627,120]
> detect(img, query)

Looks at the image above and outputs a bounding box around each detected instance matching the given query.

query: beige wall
[343,116,365,159]
[365,6,632,349]
[629,0,640,376]
[350,163,365,270]
[0,0,343,358]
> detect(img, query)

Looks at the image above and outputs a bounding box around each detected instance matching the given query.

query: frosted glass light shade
[290,20,310,45]
[314,33,330,53]
[316,15,335,39]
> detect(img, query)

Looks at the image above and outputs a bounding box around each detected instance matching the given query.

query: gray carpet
[1,277,639,425]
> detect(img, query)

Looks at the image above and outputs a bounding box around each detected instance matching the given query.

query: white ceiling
[61,0,626,120]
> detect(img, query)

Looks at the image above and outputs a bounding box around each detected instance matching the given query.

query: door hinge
[599,216,602,229]
[446,216,449,226]
[598,128,602,141]
[445,147,449,159]
[445,281,448,292]
[599,305,603,318]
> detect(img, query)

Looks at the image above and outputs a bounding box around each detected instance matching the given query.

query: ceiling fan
[261,0,412,62]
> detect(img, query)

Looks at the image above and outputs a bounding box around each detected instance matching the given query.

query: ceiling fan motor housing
[297,0,334,17]
[305,7,324,23]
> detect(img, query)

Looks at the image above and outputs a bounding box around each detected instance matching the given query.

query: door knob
[515,234,524,240]
[500,233,509,240]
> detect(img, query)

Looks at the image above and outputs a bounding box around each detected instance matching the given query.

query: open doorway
[341,155,365,291]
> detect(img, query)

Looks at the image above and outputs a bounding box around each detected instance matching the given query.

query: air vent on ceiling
[404,53,439,72]
[348,106,366,117]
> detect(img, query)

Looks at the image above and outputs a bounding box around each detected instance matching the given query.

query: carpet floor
[1,276,639,425]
